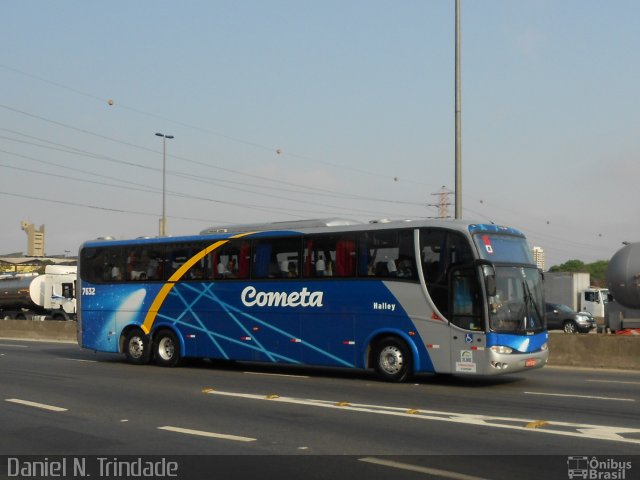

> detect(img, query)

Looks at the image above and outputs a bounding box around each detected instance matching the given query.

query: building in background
[532,246,545,271]
[21,220,45,257]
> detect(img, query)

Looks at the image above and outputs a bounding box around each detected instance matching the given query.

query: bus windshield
[488,266,544,333]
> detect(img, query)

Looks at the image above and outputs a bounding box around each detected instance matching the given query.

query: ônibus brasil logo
[241,286,323,308]
[567,456,632,480]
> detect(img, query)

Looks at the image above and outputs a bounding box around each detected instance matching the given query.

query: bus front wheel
[123,328,151,365]
[373,336,412,382]
[153,330,181,367]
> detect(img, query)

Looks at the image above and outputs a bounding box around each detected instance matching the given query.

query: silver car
[545,303,595,334]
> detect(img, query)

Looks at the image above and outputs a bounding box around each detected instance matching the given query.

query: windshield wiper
[522,279,542,330]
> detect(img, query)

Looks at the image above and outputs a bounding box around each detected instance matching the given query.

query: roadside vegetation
[548,260,609,287]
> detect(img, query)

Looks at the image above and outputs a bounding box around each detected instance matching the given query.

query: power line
[0,190,226,224]
[0,105,428,209]
[0,141,411,219]
[0,155,372,219]
[0,64,435,187]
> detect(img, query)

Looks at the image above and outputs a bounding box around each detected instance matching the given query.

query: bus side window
[397,230,417,280]
[420,229,475,321]
[302,233,358,278]
[214,241,251,280]
[451,267,482,330]
[421,229,448,316]
[80,247,106,284]
[252,237,301,280]
[161,242,206,281]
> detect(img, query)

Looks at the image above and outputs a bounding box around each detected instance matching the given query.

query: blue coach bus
[77,218,548,381]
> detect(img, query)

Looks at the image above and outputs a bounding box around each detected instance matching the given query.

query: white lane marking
[359,457,490,480]
[588,379,640,386]
[5,398,67,412]
[524,391,635,402]
[63,358,98,363]
[158,426,256,442]
[243,371,309,378]
[0,343,29,348]
[204,389,640,445]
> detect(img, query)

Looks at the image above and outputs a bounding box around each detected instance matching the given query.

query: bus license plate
[525,358,537,368]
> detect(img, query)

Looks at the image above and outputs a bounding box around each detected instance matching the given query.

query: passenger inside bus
[315,254,326,276]
[111,265,122,281]
[397,258,414,278]
[217,259,235,278]
[146,253,160,280]
[217,260,229,277]
[287,261,298,278]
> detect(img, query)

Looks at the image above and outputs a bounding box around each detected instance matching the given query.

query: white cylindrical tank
[29,274,47,307]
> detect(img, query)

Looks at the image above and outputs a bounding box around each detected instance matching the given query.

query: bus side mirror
[480,263,496,296]
[485,275,496,297]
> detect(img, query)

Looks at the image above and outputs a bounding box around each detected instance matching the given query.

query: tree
[548,259,609,287]
[549,260,585,273]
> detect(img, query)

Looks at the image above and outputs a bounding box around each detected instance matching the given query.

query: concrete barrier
[546,333,640,370]
[1,320,639,370]
[0,319,77,343]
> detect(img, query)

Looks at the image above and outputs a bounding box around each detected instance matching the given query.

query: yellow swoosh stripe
[140,232,253,334]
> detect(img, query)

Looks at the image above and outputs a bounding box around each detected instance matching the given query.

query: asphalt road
[1,340,639,480]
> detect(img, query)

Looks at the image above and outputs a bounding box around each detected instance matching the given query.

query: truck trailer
[0,265,76,320]
[543,271,610,331]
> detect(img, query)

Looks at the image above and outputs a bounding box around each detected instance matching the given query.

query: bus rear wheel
[373,336,412,382]
[123,328,151,365]
[153,330,181,367]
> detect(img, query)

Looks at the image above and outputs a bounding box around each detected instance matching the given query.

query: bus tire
[153,330,181,367]
[123,328,151,365]
[373,336,412,382]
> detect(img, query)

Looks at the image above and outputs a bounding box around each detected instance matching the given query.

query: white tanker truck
[0,265,76,320]
[605,243,640,332]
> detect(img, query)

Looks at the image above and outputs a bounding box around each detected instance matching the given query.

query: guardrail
[1,320,639,370]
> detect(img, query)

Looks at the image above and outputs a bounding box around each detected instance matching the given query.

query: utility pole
[155,132,174,237]
[454,0,462,219]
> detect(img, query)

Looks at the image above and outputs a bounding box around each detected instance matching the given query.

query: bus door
[449,265,487,374]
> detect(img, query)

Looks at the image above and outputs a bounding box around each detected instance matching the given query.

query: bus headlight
[490,345,513,354]
[540,342,548,351]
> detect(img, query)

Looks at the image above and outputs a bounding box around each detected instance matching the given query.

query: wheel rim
[379,345,404,375]
[564,322,576,333]
[158,336,175,361]
[128,335,145,359]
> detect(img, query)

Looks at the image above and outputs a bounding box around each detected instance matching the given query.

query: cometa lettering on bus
[241,286,324,307]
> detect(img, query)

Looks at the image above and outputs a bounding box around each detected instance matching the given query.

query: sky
[1,0,639,268]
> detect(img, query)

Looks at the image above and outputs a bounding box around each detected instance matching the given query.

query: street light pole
[155,132,174,237]
[454,0,462,219]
